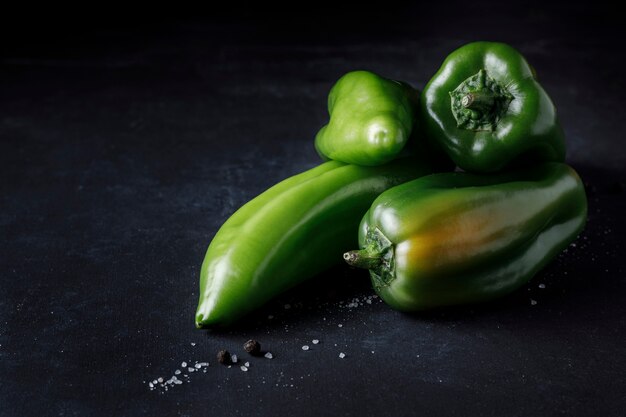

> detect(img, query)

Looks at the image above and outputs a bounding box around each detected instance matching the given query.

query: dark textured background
[1,2,625,416]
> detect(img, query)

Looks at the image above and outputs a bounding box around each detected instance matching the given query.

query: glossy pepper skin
[420,42,566,173]
[315,71,418,166]
[344,163,587,312]
[196,155,441,327]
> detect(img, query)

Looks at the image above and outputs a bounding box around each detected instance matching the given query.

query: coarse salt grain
[264,352,273,359]
[530,299,538,306]
[245,361,250,367]
[339,353,346,359]
[181,361,187,367]
[302,345,310,351]
[312,339,319,344]
[157,377,163,383]
[240,366,248,372]
[174,370,181,375]
[191,342,196,346]
[538,284,546,289]
[194,363,201,369]
[188,367,195,372]
[338,324,343,328]
[231,354,238,363]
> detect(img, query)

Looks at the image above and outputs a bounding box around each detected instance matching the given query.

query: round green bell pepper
[420,42,566,173]
[344,163,587,311]
[315,71,417,166]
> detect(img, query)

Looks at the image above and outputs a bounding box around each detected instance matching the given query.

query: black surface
[2,3,625,416]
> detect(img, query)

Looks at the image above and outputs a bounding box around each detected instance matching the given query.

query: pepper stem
[449,69,513,131]
[461,91,496,112]
[343,249,381,270]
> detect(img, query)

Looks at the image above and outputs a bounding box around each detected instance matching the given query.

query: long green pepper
[345,163,587,311]
[196,156,442,327]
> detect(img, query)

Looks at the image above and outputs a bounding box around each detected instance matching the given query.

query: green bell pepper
[196,155,442,327]
[420,42,566,173]
[315,71,417,166]
[344,163,587,311]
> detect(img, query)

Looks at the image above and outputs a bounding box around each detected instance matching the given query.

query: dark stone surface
[1,3,625,416]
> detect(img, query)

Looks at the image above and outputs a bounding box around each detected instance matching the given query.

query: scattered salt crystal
[302,345,310,351]
[188,367,195,372]
[284,304,291,310]
[338,324,343,328]
[312,339,319,345]
[157,377,163,383]
[339,352,346,359]
[538,284,546,289]
[190,342,196,346]
[198,362,209,367]
[268,315,274,319]
[530,299,538,306]
[244,361,250,367]
[231,354,238,363]
[194,363,201,369]
[174,379,183,385]
[148,382,154,388]
[181,361,187,367]
[264,352,273,359]
[366,299,372,304]
[240,366,248,372]
[152,379,158,384]
[174,370,181,375]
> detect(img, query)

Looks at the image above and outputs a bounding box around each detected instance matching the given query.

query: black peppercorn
[217,349,231,365]
[243,339,261,355]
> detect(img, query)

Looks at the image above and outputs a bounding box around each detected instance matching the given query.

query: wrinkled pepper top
[420,41,566,173]
[315,70,418,166]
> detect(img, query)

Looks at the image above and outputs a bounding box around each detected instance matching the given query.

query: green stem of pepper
[343,249,381,269]
[461,91,496,113]
[449,69,513,132]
